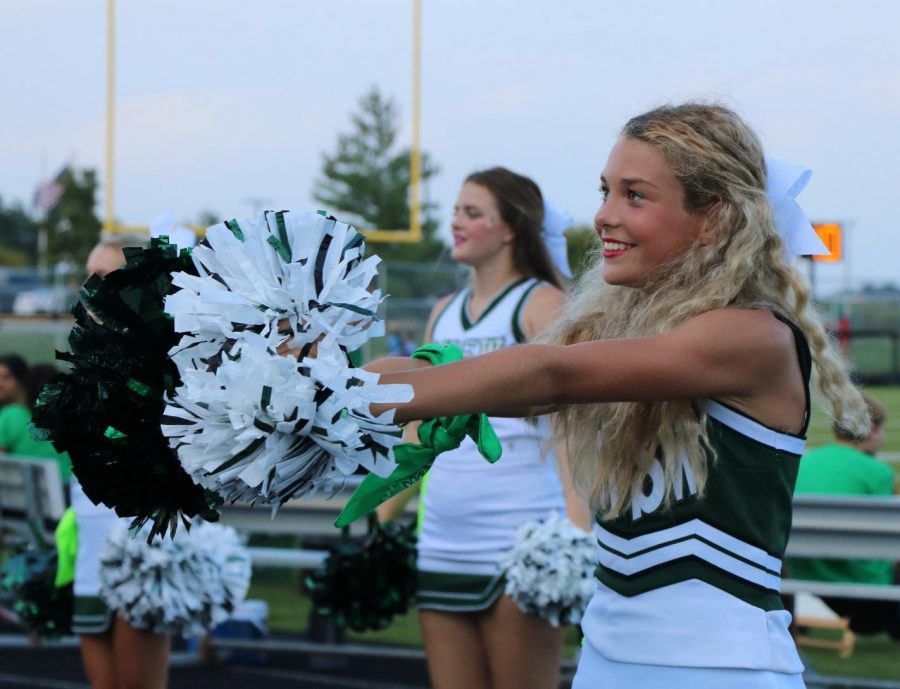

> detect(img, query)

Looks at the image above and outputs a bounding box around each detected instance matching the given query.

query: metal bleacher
[2,453,898,600]
[0,454,66,544]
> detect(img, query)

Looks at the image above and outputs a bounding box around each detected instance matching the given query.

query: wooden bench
[792,592,856,658]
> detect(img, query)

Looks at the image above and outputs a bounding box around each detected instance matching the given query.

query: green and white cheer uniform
[573,316,811,687]
[416,278,566,611]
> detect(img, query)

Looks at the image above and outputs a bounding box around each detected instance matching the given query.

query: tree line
[1,86,597,279]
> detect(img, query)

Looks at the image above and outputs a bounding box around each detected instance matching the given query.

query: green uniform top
[0,403,72,481]
[788,444,895,585]
[582,313,813,672]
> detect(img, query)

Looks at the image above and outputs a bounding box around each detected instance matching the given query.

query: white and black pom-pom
[161,211,412,507]
[99,520,251,635]
[499,512,596,627]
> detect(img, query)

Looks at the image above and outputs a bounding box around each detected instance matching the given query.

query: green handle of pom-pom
[335,344,501,527]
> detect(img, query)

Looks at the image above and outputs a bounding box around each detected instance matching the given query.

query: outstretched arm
[372,308,799,426]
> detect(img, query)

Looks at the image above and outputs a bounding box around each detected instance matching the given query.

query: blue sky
[2,0,898,290]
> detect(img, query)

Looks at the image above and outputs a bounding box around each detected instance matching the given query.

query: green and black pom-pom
[31,238,221,538]
[305,516,417,632]
[1,542,72,639]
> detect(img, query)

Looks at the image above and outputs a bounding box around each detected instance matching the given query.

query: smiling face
[450,182,514,267]
[595,137,709,288]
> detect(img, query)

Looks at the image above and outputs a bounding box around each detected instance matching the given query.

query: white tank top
[417,278,566,573]
[430,278,546,462]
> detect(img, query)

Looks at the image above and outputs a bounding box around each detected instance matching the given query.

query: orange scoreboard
[811,223,842,263]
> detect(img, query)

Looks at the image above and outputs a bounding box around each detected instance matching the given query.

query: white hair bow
[542,199,573,278]
[765,157,828,257]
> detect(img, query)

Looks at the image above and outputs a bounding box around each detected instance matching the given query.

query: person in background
[789,394,899,638]
[387,331,406,357]
[379,167,589,689]
[836,311,852,359]
[73,233,171,689]
[0,360,73,483]
[0,354,28,408]
[401,331,418,357]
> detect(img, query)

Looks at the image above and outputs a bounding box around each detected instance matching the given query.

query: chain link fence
[5,261,900,383]
[369,260,469,359]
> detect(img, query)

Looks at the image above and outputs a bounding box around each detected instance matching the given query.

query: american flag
[33,166,69,212]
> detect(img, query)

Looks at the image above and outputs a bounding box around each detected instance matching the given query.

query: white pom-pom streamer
[499,512,596,627]
[165,211,383,350]
[99,520,251,635]
[162,210,412,506]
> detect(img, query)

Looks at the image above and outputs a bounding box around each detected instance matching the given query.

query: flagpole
[104,0,116,232]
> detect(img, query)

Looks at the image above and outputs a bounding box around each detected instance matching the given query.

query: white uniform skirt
[573,640,807,689]
[70,479,129,633]
[416,436,565,611]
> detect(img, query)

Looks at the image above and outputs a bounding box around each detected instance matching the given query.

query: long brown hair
[465,167,563,289]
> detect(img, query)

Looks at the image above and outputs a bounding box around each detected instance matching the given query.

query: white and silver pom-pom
[165,211,383,352]
[499,512,596,627]
[99,520,252,635]
[162,210,412,507]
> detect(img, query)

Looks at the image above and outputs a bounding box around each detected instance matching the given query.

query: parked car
[0,269,43,314]
[12,286,75,315]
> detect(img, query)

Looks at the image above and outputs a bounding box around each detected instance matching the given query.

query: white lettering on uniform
[673,451,697,500]
[440,337,508,357]
[631,454,698,520]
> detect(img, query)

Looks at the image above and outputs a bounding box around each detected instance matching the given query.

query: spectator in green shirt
[0,360,72,482]
[0,354,27,407]
[789,394,899,638]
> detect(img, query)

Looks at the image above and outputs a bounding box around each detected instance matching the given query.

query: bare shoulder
[526,284,565,311]
[676,308,806,431]
[672,308,796,365]
[521,284,566,337]
[430,292,455,317]
[423,293,456,341]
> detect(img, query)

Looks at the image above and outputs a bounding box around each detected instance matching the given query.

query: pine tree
[40,168,102,267]
[313,87,447,265]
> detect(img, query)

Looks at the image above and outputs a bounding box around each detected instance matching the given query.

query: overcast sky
[2,0,898,290]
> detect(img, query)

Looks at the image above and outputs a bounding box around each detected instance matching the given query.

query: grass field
[248,571,897,679]
[0,317,72,365]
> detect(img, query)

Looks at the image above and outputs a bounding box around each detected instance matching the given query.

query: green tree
[313,86,447,266]
[0,197,39,266]
[40,168,102,267]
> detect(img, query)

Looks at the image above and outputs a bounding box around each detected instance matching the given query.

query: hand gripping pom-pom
[162,210,412,507]
[499,512,596,627]
[99,520,251,635]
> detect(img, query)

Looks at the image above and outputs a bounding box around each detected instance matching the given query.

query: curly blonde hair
[542,103,869,518]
